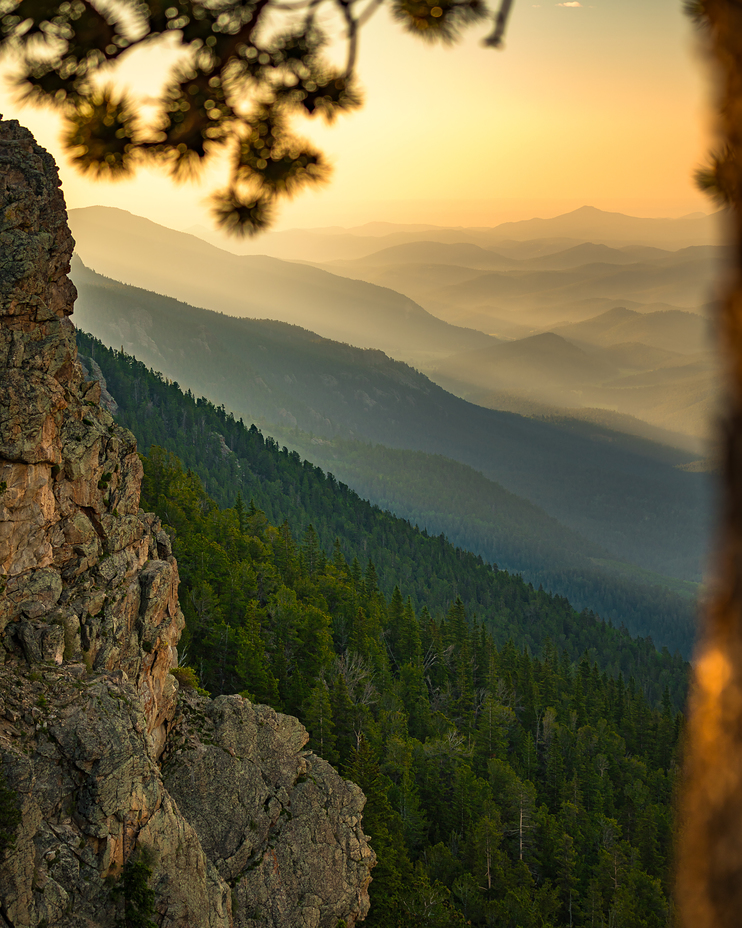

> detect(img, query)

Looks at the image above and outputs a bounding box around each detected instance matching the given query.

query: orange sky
[0,0,714,234]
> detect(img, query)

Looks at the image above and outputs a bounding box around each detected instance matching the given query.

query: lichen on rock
[0,119,373,928]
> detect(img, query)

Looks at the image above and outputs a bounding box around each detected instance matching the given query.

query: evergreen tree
[112,849,158,928]
[0,767,20,854]
[305,680,337,763]
[331,673,358,764]
[346,737,412,928]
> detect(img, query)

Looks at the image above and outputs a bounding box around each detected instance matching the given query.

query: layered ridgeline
[69,202,722,449]
[70,261,710,588]
[77,331,695,661]
[188,204,721,260]
[68,207,496,369]
[129,441,685,928]
[292,229,721,447]
[74,321,701,656]
[319,242,721,447]
[0,123,374,927]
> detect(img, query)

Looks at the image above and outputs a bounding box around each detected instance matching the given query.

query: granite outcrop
[0,119,373,928]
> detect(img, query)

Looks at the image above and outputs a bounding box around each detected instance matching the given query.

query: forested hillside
[77,331,694,665]
[74,328,688,926]
[141,447,683,928]
[72,263,711,585]
[281,436,700,604]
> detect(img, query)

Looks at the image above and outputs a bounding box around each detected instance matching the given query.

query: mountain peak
[600,305,638,319]
[568,205,609,215]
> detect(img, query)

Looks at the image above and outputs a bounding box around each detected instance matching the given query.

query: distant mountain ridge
[553,306,710,352]
[432,332,615,396]
[489,205,723,247]
[68,206,495,367]
[317,237,723,353]
[427,256,717,314]
[428,306,717,443]
[328,241,516,269]
[187,205,723,261]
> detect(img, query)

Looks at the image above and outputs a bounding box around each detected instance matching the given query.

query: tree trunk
[677,4,742,926]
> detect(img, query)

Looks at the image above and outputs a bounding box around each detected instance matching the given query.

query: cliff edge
[0,120,374,928]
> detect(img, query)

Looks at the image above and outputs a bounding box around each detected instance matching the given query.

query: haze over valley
[71,204,722,454]
[70,207,495,368]
[68,203,720,657]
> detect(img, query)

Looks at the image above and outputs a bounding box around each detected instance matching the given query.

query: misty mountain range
[68,203,720,650]
[187,204,723,260]
[70,205,720,448]
[70,257,709,581]
[69,206,493,369]
[429,318,716,442]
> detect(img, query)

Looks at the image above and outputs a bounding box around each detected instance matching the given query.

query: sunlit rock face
[0,119,373,928]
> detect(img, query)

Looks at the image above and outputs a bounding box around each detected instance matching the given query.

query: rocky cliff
[0,120,374,928]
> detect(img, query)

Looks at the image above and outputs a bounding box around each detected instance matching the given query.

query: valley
[66,205,721,660]
[0,2,729,921]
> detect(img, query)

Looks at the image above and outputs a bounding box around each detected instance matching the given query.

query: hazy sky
[0,0,713,233]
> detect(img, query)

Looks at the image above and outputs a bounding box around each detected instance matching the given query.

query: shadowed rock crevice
[0,119,373,928]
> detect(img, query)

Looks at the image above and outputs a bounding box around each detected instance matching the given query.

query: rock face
[165,694,373,928]
[0,121,373,928]
[78,355,119,415]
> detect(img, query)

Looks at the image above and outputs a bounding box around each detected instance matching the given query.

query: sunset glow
[0,0,711,233]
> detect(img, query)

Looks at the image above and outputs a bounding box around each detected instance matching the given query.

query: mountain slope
[431,332,618,396]
[72,261,710,585]
[133,432,686,928]
[553,306,710,354]
[68,206,494,366]
[77,329,698,656]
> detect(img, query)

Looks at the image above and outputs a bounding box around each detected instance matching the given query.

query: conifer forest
[78,332,686,928]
